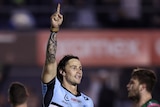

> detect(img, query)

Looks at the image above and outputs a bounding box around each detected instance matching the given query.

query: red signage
[152,33,160,65]
[36,29,160,66]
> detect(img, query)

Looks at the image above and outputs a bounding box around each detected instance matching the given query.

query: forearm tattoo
[46,32,57,64]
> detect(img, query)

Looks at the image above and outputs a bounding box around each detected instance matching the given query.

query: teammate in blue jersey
[41,4,94,107]
[127,68,160,107]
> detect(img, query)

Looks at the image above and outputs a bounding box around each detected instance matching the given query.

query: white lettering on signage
[57,38,142,58]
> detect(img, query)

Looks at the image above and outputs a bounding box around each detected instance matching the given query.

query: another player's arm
[41,4,63,83]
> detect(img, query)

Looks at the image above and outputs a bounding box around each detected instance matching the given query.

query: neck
[13,102,27,107]
[137,93,152,107]
[62,82,78,95]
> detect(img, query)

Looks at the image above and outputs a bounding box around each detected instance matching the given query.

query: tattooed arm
[41,4,63,83]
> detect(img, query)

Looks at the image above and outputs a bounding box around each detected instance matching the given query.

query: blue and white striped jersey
[42,77,94,107]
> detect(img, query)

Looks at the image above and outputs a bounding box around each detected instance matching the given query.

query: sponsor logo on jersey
[71,98,81,103]
[64,94,69,101]
[83,96,89,100]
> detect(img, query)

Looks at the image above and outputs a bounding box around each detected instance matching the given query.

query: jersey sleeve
[147,103,160,107]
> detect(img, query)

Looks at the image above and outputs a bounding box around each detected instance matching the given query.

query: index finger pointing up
[57,3,60,13]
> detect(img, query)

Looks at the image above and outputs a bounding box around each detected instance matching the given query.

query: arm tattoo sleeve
[46,32,57,64]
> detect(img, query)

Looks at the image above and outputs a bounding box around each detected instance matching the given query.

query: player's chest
[52,90,89,107]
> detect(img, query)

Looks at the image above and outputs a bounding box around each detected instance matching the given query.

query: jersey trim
[44,78,56,107]
[50,102,63,107]
[142,99,160,107]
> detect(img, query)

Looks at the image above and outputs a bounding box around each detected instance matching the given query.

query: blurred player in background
[8,82,29,107]
[41,3,94,107]
[127,68,160,107]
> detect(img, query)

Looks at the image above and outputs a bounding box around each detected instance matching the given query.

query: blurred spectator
[152,0,160,27]
[0,65,11,107]
[120,0,142,27]
[8,82,29,107]
[76,8,99,28]
[27,86,40,107]
[10,9,35,29]
[120,0,141,20]
[95,0,120,28]
[89,69,116,107]
[9,0,36,30]
[0,94,7,107]
[0,64,10,92]
[64,0,99,28]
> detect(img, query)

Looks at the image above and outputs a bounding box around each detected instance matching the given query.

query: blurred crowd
[1,66,160,107]
[0,0,160,30]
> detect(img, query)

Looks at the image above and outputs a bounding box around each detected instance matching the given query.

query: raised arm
[41,4,63,83]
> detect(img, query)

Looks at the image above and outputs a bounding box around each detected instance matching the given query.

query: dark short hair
[8,82,28,106]
[131,68,157,92]
[57,55,79,82]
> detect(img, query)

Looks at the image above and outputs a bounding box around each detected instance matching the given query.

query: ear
[139,84,146,92]
[60,70,66,76]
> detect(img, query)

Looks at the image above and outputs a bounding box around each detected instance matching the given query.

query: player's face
[126,78,141,100]
[63,58,83,86]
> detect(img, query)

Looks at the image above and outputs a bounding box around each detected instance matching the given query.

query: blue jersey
[42,77,94,107]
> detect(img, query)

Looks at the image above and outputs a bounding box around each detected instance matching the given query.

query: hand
[50,3,63,28]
